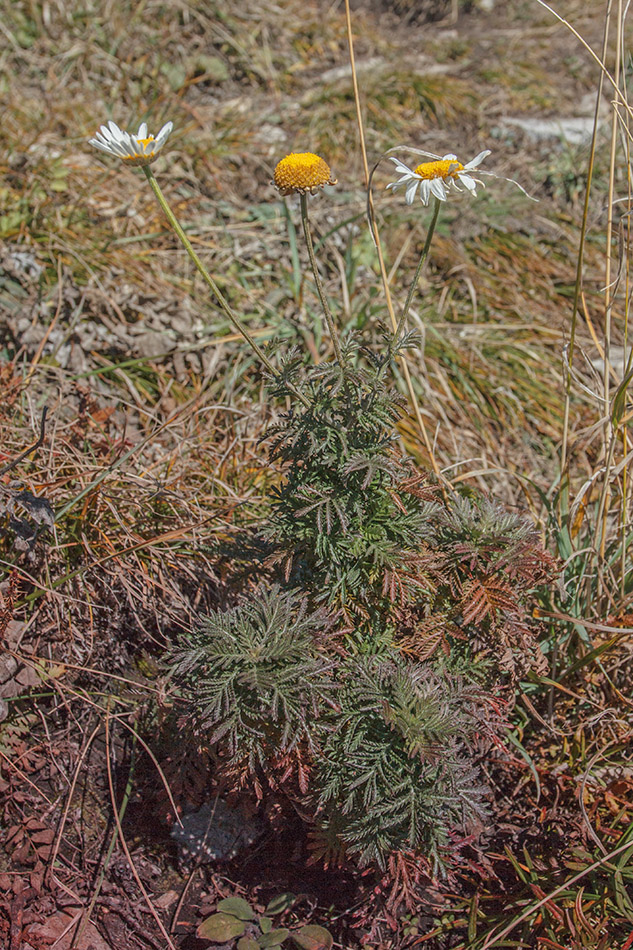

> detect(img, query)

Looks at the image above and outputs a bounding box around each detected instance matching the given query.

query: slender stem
[559,0,610,480]
[394,196,441,343]
[344,0,444,483]
[142,165,309,407]
[299,192,345,370]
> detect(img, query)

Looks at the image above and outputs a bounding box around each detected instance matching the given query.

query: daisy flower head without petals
[386,148,534,207]
[273,152,337,197]
[89,120,173,166]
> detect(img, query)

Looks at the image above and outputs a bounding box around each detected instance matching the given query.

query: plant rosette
[196,896,333,950]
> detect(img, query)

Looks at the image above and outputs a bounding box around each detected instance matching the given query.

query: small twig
[142,165,309,409]
[16,660,183,823]
[104,709,179,950]
[170,866,200,934]
[48,721,101,889]
[0,407,48,478]
[579,748,609,856]
[24,256,64,387]
[73,718,138,949]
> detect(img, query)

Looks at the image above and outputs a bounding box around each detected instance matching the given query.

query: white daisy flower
[386,150,534,205]
[88,120,173,166]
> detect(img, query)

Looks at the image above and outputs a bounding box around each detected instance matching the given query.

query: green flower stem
[299,192,345,372]
[394,196,441,344]
[143,165,309,408]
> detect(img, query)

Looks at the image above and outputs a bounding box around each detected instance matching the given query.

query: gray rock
[171,799,264,864]
[501,115,603,146]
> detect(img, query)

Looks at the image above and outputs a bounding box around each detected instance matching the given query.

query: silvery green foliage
[171,336,553,880]
[170,586,337,772]
[172,594,495,870]
[265,338,441,635]
[315,654,491,870]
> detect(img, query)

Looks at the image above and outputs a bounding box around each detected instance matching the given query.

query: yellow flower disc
[414,159,464,181]
[274,152,337,195]
[121,136,157,165]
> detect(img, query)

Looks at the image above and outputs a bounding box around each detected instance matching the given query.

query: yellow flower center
[122,136,157,164]
[274,152,337,195]
[414,159,464,180]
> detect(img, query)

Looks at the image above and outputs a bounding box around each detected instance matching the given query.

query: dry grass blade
[344,0,444,482]
[480,836,633,949]
[103,710,179,950]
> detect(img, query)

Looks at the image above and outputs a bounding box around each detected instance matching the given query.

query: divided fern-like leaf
[169,586,337,773]
[313,654,492,870]
[168,333,556,902]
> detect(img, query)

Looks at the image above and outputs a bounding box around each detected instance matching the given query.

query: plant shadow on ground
[1,0,632,948]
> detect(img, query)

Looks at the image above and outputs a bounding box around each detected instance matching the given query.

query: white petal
[118,132,136,156]
[405,179,419,205]
[419,180,431,205]
[99,125,122,146]
[102,133,129,156]
[387,169,416,192]
[482,170,535,199]
[94,133,126,157]
[89,139,115,155]
[107,119,123,140]
[464,150,491,170]
[112,143,131,158]
[442,153,458,160]
[389,157,414,175]
[137,122,148,140]
[429,178,447,201]
[458,173,478,194]
[154,121,173,149]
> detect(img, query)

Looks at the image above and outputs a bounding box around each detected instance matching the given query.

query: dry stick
[170,865,201,936]
[142,166,310,409]
[536,605,633,636]
[596,0,622,584]
[480,835,633,949]
[29,679,184,896]
[55,407,185,522]
[533,0,630,117]
[0,747,53,805]
[621,218,633,603]
[17,652,184,823]
[48,721,102,891]
[556,0,612,479]
[551,7,613,723]
[579,746,610,856]
[299,192,346,370]
[68,720,126,950]
[104,710,179,950]
[23,652,171,696]
[343,0,444,483]
[613,0,632,602]
[537,0,633,621]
